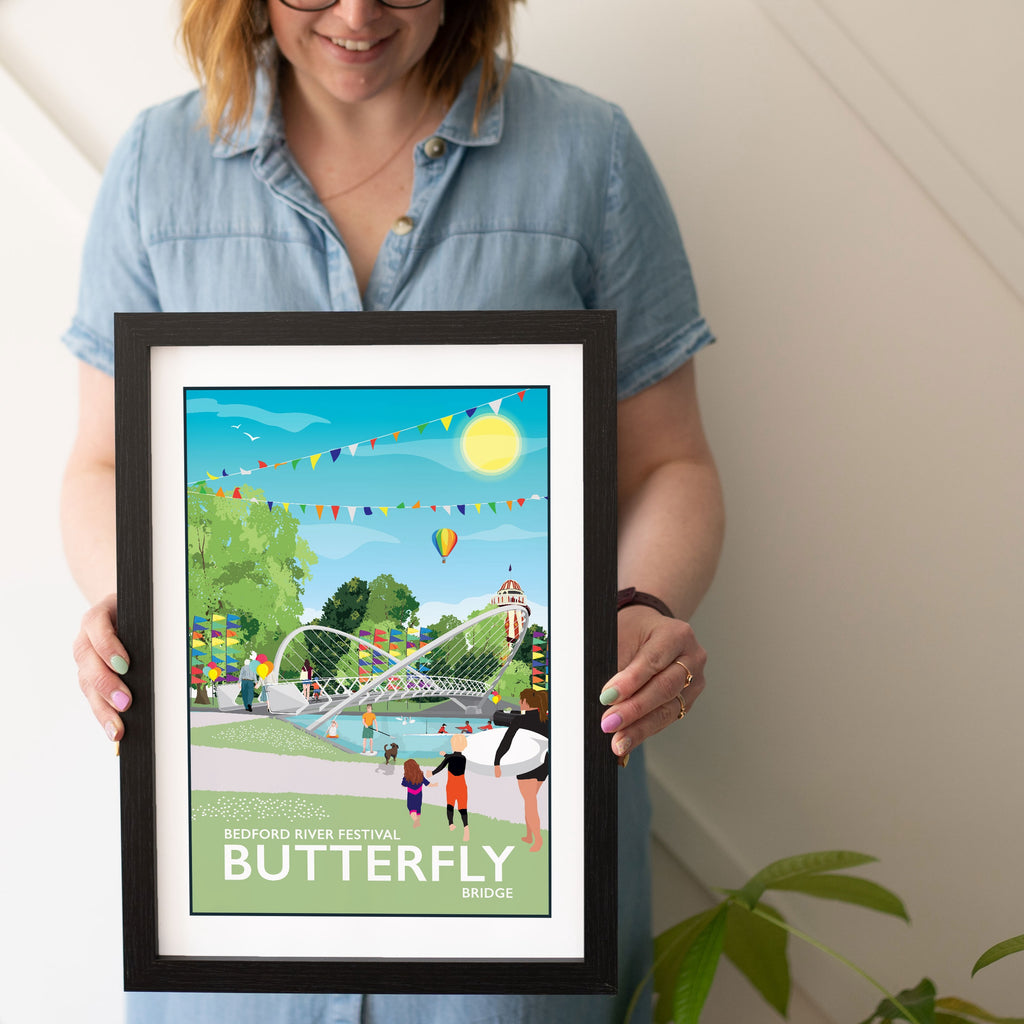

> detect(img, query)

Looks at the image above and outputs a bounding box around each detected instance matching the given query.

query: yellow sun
[460,415,522,475]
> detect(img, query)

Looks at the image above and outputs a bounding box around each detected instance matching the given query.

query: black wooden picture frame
[114,310,617,993]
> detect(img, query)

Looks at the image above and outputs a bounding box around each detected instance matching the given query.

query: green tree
[187,487,318,670]
[364,573,419,629]
[320,577,370,635]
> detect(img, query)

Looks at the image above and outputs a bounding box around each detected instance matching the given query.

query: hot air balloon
[431,528,458,563]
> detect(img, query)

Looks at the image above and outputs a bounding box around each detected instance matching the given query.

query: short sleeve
[61,111,160,376]
[595,108,715,399]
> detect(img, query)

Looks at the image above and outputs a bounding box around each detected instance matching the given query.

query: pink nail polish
[112,691,130,712]
[601,712,622,733]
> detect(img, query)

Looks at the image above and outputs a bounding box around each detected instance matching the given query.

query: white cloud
[463,524,547,543]
[419,593,548,631]
[299,523,399,559]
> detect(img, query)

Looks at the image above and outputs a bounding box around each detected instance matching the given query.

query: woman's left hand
[599,605,707,759]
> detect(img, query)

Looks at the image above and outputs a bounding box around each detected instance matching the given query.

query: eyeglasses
[276,0,434,10]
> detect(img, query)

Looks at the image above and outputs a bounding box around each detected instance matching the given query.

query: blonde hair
[180,0,521,142]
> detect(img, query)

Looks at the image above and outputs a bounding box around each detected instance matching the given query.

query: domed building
[491,577,529,652]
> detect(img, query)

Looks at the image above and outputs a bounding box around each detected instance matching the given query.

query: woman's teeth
[330,38,377,51]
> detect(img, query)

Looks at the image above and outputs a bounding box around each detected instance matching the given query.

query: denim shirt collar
[210,61,503,159]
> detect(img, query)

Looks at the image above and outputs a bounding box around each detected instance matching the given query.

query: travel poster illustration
[185,385,551,918]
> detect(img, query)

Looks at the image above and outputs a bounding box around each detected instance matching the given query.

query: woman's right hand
[73,593,132,741]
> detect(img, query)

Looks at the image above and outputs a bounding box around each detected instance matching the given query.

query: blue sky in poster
[184,386,550,629]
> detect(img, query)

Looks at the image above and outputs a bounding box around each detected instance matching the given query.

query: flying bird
[230,424,241,429]
[243,432,260,441]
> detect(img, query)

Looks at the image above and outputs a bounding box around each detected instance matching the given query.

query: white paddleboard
[462,726,548,776]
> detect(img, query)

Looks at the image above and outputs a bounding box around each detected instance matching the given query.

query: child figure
[401,759,430,827]
[428,734,471,841]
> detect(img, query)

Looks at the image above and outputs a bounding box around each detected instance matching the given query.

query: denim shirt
[62,63,713,398]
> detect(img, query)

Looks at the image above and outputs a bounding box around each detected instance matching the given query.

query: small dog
[383,742,400,765]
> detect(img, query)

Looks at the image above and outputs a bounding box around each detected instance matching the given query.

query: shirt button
[424,136,447,159]
[391,215,414,236]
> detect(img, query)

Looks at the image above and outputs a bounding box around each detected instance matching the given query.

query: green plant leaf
[936,997,1024,1023]
[650,909,719,1024]
[972,934,1024,977]
[735,851,877,909]
[935,1015,981,1024]
[673,905,728,1024]
[723,901,790,1015]
[859,978,937,1024]
[769,873,909,921]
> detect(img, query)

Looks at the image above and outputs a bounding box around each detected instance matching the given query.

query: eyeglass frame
[275,0,435,12]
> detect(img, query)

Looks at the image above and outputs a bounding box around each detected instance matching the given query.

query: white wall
[2,1,1022,1022]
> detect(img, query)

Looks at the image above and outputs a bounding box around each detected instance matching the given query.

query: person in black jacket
[494,689,549,852]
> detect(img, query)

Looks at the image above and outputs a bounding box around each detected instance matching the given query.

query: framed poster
[114,311,617,993]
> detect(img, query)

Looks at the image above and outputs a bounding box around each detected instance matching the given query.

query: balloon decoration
[256,653,267,663]
[431,528,458,563]
[256,661,273,679]
[207,664,220,681]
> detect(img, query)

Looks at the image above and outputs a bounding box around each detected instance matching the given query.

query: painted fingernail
[601,712,623,733]
[105,722,118,742]
[599,686,619,706]
[111,655,129,674]
[112,691,130,712]
[615,737,632,757]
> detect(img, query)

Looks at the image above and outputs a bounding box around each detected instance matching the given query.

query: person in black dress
[493,689,549,852]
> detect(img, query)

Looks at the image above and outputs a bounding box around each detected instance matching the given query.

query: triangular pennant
[457,504,466,515]
[232,487,241,499]
[517,498,526,506]
[507,500,513,510]
[274,462,285,469]
[215,487,225,498]
[517,390,525,401]
[392,431,400,441]
[397,502,406,509]
[474,503,481,513]
[212,615,226,622]
[300,504,307,514]
[332,506,340,521]
[316,505,324,520]
[283,503,290,513]
[221,469,228,476]
[291,459,300,470]
[465,407,476,418]
[489,399,502,414]
[442,505,450,515]
[310,454,321,471]
[349,444,358,456]
[379,507,389,517]
[347,506,357,522]
[330,449,341,462]
[206,472,217,480]
[370,438,377,449]
[267,501,274,511]
[258,461,268,468]
[417,423,427,434]
[488,502,496,513]
[364,507,373,516]
[441,416,453,431]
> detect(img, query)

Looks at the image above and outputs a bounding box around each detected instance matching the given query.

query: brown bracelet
[616,587,674,619]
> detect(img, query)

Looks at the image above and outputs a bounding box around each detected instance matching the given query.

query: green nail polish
[111,655,129,674]
[599,686,619,706]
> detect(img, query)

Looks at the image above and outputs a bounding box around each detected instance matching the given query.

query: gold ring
[676,694,687,720]
[675,660,693,688]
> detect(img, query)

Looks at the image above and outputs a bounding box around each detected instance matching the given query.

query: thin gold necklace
[317,100,433,203]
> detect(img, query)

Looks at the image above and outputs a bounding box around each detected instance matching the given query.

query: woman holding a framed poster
[60,0,725,1021]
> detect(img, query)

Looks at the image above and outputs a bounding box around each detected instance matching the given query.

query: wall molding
[755,0,1024,308]
[0,59,99,220]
